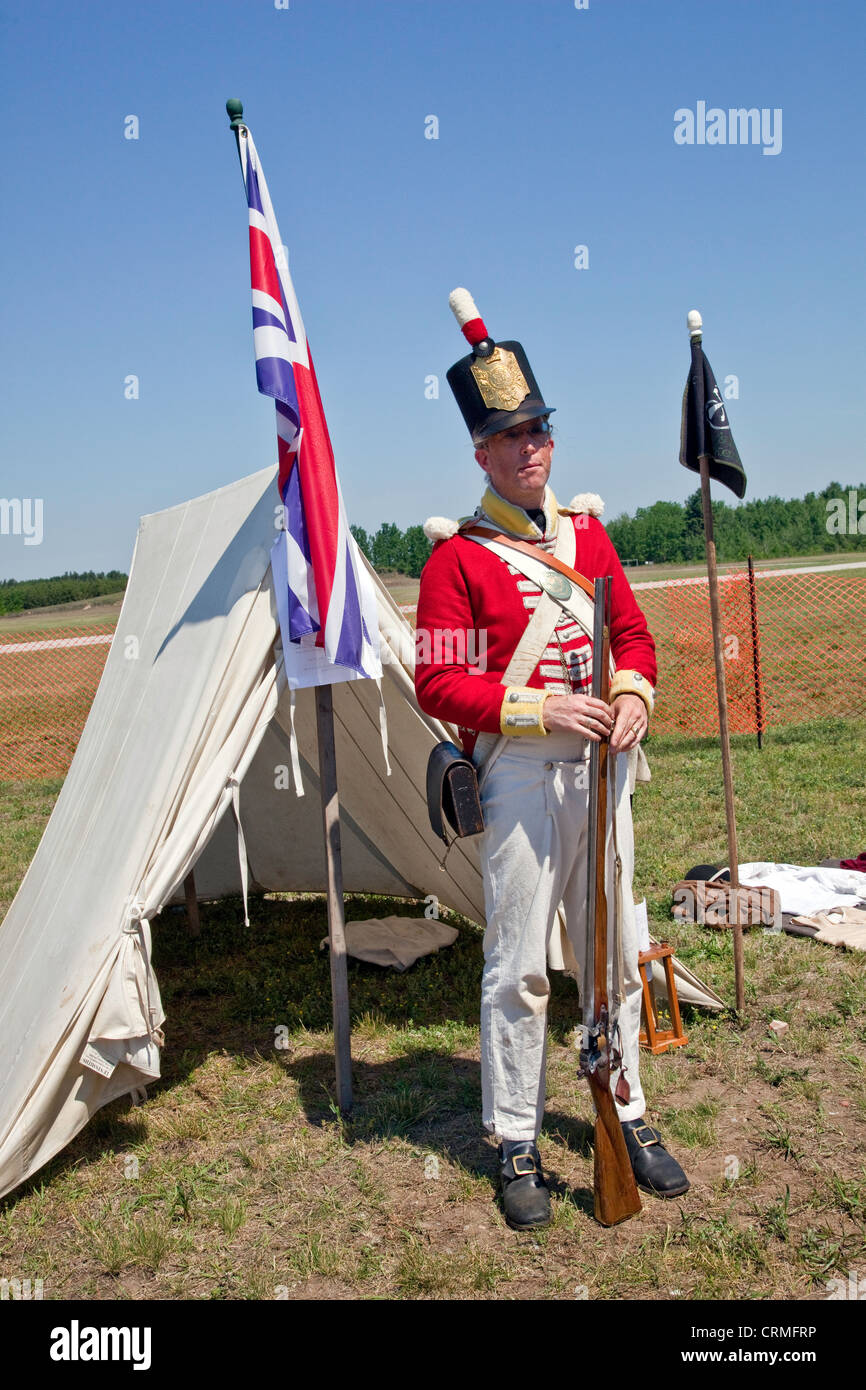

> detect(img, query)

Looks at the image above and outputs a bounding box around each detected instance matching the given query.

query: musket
[579,576,642,1226]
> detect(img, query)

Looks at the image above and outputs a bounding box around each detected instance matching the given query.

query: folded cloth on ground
[737,863,866,917]
[840,852,866,873]
[671,879,780,928]
[790,906,866,952]
[320,916,459,971]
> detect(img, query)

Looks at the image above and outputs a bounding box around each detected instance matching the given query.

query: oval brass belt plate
[539,571,572,601]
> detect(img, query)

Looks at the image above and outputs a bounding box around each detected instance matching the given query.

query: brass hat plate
[470,346,530,411]
[539,571,572,601]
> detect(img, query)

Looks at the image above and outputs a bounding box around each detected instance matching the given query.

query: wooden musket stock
[580,577,642,1227]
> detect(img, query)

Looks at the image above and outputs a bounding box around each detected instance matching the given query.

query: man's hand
[542,693,614,742]
[542,692,647,748]
[609,693,647,752]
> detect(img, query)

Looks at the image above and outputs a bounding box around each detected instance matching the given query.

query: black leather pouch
[426,741,485,846]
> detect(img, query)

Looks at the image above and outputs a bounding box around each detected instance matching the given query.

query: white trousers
[478,733,646,1141]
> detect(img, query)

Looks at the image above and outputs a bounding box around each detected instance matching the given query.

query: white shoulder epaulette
[562,493,605,517]
[423,516,460,541]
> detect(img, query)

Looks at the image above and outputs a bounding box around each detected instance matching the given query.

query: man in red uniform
[415,290,689,1229]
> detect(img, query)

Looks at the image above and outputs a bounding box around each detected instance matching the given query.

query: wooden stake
[315,683,353,1113]
[747,554,765,749]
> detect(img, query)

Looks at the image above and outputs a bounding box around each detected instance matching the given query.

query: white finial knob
[687,309,703,339]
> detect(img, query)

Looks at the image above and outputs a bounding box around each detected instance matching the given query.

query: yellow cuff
[500,686,550,737]
[610,669,655,716]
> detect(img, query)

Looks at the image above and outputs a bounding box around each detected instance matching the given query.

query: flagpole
[315,685,354,1114]
[225,97,353,1112]
[688,310,745,1014]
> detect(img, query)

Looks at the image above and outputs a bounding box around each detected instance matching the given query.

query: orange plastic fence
[636,560,866,737]
[0,624,114,779]
[1,562,864,779]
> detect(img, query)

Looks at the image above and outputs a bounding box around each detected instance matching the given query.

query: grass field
[380,552,866,608]
[2,556,863,630]
[1,718,865,1301]
[624,551,866,586]
[0,592,125,634]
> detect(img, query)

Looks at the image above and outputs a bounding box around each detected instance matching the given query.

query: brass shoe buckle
[631,1123,660,1149]
[511,1153,539,1176]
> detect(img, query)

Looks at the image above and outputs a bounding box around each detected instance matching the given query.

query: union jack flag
[237,123,380,681]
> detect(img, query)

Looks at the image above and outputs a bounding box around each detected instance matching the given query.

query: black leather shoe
[498,1141,551,1230]
[622,1118,690,1198]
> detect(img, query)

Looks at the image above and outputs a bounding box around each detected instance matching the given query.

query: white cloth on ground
[320,916,458,972]
[478,732,646,1142]
[737,862,866,917]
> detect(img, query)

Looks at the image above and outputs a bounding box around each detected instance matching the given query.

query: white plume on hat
[449,287,482,328]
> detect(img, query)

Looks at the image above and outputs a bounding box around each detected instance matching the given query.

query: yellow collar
[478,483,560,539]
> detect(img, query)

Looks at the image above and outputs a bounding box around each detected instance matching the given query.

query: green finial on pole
[226,98,245,130]
[226,99,247,170]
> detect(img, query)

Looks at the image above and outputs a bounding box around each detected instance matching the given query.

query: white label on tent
[80,1044,118,1079]
[271,530,382,690]
[283,633,364,690]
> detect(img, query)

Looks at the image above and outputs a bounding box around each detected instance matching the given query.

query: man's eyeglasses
[501,421,552,441]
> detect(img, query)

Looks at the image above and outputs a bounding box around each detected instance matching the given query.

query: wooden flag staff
[226,97,353,1112]
[688,309,745,1014]
[315,686,353,1113]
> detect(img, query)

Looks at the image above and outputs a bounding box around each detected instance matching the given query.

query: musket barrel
[580,576,641,1225]
[582,577,609,1027]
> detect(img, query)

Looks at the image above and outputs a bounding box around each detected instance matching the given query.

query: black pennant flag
[679,342,747,499]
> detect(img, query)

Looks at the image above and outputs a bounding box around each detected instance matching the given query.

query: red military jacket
[414,497,656,755]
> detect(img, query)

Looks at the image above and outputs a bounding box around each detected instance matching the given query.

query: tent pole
[699,456,745,1014]
[315,683,353,1113]
[183,871,201,938]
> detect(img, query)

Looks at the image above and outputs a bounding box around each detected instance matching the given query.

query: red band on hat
[461,317,489,346]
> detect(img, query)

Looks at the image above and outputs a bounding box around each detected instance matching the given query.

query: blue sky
[2,0,864,579]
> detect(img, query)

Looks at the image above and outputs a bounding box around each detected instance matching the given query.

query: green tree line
[7,486,863,610]
[606,483,866,565]
[0,571,128,614]
[351,523,432,578]
[352,484,866,577]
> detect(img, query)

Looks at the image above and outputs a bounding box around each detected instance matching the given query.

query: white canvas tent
[0,466,721,1202]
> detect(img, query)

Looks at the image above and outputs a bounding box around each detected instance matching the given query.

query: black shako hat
[445,288,555,443]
